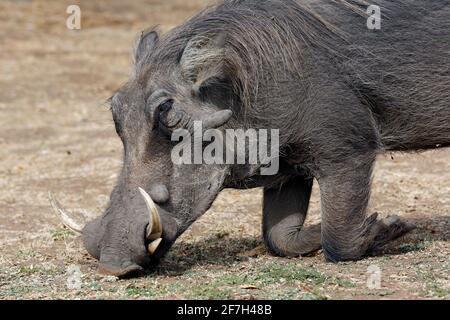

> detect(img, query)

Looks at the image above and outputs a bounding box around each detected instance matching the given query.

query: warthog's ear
[134,29,159,65]
[180,33,227,95]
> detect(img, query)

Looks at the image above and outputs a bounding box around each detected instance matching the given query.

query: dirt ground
[0,0,448,300]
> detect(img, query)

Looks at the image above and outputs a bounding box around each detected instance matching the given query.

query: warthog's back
[310,0,450,151]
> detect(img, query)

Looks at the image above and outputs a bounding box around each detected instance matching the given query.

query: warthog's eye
[156,98,181,137]
[159,99,174,113]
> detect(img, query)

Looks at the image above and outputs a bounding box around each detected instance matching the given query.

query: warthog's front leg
[318,155,415,262]
[263,177,322,257]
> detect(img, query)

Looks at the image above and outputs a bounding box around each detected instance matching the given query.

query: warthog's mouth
[49,188,174,277]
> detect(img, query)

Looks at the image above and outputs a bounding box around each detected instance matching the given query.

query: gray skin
[81,0,450,277]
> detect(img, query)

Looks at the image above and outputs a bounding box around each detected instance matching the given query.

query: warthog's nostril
[149,184,169,204]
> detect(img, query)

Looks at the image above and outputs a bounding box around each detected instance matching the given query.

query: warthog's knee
[264,228,293,257]
[264,219,322,257]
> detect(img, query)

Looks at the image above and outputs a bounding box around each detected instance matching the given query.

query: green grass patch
[417,270,450,298]
[398,241,429,253]
[256,262,327,285]
[125,286,158,298]
[50,228,76,241]
[19,265,41,275]
[170,261,349,300]
[188,284,234,300]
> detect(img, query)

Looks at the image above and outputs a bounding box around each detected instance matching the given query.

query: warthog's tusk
[139,188,163,247]
[148,238,162,255]
[48,192,85,235]
[203,109,233,129]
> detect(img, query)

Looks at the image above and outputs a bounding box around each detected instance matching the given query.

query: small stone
[101,276,119,283]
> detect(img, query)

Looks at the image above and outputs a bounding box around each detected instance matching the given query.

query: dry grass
[0,0,448,300]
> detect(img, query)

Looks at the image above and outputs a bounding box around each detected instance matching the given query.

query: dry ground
[0,0,448,300]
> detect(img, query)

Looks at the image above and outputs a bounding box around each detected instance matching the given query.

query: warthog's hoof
[368,215,417,255]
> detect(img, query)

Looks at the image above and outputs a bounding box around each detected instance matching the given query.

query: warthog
[51,0,450,277]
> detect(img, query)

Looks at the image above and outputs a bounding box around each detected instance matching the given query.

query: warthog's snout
[50,189,179,277]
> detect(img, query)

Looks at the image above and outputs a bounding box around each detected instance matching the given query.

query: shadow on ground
[142,235,265,276]
[130,214,450,276]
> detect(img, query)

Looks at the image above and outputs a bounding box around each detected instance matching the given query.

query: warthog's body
[55,0,450,276]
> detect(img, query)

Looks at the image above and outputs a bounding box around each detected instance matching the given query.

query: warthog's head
[50,30,249,277]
